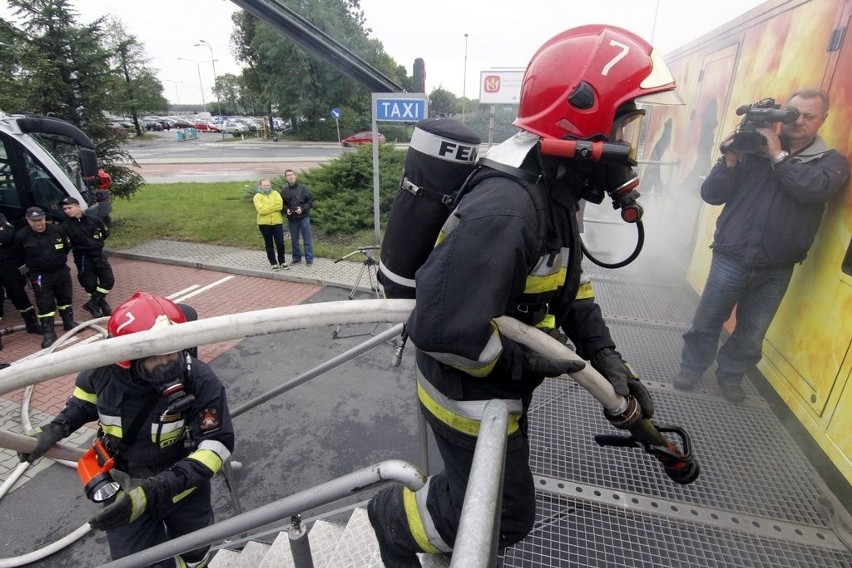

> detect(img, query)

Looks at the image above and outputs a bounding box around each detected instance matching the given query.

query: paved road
[123,130,358,182]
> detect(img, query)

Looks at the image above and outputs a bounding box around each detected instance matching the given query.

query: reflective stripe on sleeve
[187,439,231,475]
[420,322,503,378]
[417,378,521,437]
[72,386,97,405]
[576,281,595,300]
[99,413,122,438]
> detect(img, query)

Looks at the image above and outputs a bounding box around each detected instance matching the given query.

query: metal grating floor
[498,493,852,568]
[495,257,852,567]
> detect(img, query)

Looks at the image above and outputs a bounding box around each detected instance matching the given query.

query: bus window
[23,151,65,219]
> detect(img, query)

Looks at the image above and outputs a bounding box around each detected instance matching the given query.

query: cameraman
[673,88,849,402]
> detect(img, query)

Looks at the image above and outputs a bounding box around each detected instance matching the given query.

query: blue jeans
[258,224,286,265]
[288,217,314,262]
[681,251,794,385]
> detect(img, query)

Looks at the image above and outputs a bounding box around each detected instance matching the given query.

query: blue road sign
[374,96,428,122]
[331,107,341,120]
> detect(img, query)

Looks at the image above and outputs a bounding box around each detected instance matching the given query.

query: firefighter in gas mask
[367,25,680,566]
[19,292,234,567]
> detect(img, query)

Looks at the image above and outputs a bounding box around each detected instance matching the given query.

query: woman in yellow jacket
[253,178,289,270]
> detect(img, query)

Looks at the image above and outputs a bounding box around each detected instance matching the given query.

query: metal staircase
[208,507,451,568]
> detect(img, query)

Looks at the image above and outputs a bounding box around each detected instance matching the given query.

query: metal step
[212,507,452,568]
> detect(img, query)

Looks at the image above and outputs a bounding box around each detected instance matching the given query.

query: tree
[232,0,411,140]
[103,19,169,136]
[3,0,144,199]
[428,86,458,117]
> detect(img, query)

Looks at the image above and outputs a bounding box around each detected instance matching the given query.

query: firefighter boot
[82,292,104,318]
[41,318,56,348]
[98,294,112,316]
[59,307,79,332]
[367,486,424,568]
[21,309,42,334]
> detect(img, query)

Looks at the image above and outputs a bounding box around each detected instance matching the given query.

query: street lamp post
[176,57,206,108]
[462,33,469,123]
[195,40,224,138]
[166,79,182,106]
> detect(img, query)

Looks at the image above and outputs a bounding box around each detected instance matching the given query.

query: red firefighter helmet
[514,25,679,141]
[108,292,187,369]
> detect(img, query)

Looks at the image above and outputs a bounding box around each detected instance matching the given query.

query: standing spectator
[60,196,115,318]
[0,212,42,338]
[281,169,314,266]
[672,88,850,402]
[253,178,288,270]
[15,207,77,348]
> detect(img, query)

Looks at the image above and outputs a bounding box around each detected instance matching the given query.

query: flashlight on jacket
[77,438,120,502]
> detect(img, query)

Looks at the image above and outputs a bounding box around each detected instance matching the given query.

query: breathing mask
[133,351,196,416]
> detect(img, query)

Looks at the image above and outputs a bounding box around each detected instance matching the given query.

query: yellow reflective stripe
[535,314,556,330]
[524,267,566,294]
[421,322,503,378]
[171,486,197,504]
[403,487,440,554]
[576,281,595,300]
[188,449,224,475]
[99,414,123,438]
[101,424,122,437]
[73,386,97,404]
[417,382,519,437]
[155,428,183,447]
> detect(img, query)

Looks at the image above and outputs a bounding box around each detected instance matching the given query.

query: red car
[193,121,221,133]
[341,130,386,146]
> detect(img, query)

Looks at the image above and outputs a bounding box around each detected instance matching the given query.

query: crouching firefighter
[368,25,679,566]
[19,291,234,568]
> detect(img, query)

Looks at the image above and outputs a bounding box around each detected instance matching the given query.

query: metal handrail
[451,400,509,568]
[98,460,426,568]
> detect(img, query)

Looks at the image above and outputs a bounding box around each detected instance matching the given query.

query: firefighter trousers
[29,266,72,317]
[369,395,537,559]
[73,252,115,295]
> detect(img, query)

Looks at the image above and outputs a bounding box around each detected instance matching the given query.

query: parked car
[171,117,194,128]
[193,121,221,133]
[341,130,386,146]
[221,120,245,135]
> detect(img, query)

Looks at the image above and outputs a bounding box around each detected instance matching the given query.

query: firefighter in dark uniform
[59,196,115,317]
[0,212,43,345]
[20,292,235,568]
[14,206,75,348]
[367,25,679,566]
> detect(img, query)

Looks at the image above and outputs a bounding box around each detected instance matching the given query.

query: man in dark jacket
[280,169,314,266]
[14,206,75,347]
[20,292,235,567]
[673,88,850,402]
[367,25,672,566]
[0,212,42,347]
[60,196,115,318]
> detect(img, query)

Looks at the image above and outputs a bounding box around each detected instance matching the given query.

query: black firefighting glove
[590,347,655,418]
[88,474,170,530]
[18,422,68,463]
[519,343,586,378]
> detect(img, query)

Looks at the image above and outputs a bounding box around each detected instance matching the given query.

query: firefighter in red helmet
[368,25,679,566]
[20,292,234,567]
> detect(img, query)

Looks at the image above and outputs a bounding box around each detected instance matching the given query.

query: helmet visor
[610,111,645,163]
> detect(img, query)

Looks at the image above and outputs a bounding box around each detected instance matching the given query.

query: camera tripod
[332,245,383,339]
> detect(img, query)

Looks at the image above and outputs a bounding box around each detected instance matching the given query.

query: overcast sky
[5,0,768,107]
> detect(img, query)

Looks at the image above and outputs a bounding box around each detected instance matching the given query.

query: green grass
[106,181,375,260]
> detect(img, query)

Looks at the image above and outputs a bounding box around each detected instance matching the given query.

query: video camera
[725,98,799,154]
